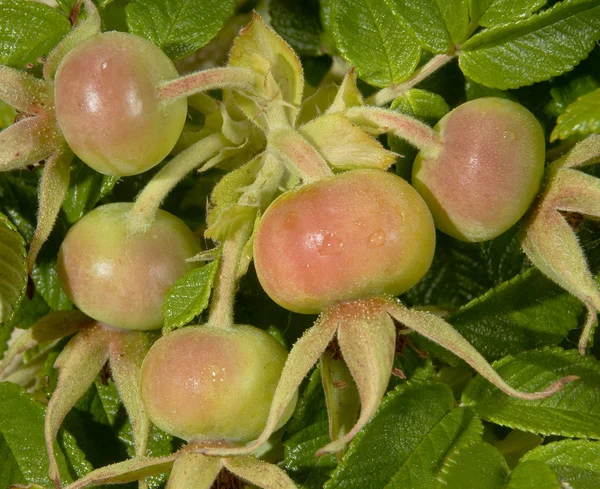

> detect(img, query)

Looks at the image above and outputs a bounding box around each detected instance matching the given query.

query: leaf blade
[460,0,600,89]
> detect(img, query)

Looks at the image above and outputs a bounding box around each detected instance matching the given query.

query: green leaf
[284,369,338,489]
[463,347,600,439]
[551,88,600,141]
[403,228,527,310]
[0,381,91,486]
[506,460,561,489]
[423,269,582,364]
[386,0,470,53]
[331,0,421,88]
[31,259,72,312]
[162,259,219,331]
[0,0,70,69]
[0,212,27,325]
[545,75,599,118]
[62,159,118,225]
[474,0,547,27]
[520,439,600,489]
[438,441,509,489]
[269,0,324,56]
[125,0,236,60]
[0,99,16,130]
[460,0,600,89]
[0,173,39,243]
[492,430,542,469]
[325,383,482,488]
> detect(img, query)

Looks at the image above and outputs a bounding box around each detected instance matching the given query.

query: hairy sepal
[228,13,303,130]
[317,301,396,455]
[521,135,600,354]
[28,148,73,271]
[299,113,395,171]
[222,456,298,489]
[46,324,111,488]
[0,65,52,113]
[44,0,101,81]
[109,331,151,459]
[0,311,90,378]
[199,314,338,457]
[386,301,578,400]
[166,453,221,489]
[327,70,364,114]
[268,129,332,183]
[0,116,59,172]
[60,454,178,489]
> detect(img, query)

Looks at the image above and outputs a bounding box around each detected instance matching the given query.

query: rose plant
[0,1,600,489]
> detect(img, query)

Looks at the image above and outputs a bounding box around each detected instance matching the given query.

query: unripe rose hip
[412,97,545,242]
[57,203,200,330]
[54,32,187,176]
[253,169,436,314]
[140,325,296,443]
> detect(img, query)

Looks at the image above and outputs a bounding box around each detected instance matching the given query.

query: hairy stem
[268,129,333,183]
[366,54,455,106]
[207,222,253,329]
[345,106,443,155]
[128,133,227,234]
[158,67,263,103]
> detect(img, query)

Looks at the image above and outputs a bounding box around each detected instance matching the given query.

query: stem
[158,67,263,103]
[346,106,443,154]
[207,222,253,329]
[366,54,455,106]
[268,129,333,183]
[128,133,227,234]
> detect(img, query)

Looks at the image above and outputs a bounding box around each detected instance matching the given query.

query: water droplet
[503,131,516,141]
[367,229,386,248]
[317,231,344,256]
[172,408,178,414]
[101,61,108,70]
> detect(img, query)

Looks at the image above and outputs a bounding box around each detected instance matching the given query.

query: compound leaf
[162,259,219,331]
[0,382,91,486]
[325,383,482,488]
[551,87,600,141]
[125,0,236,60]
[331,0,421,87]
[460,0,600,89]
[0,0,70,69]
[473,0,547,27]
[519,439,600,489]
[386,0,470,53]
[463,347,600,439]
[0,212,26,325]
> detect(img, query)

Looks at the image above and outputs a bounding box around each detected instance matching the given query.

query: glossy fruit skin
[253,169,436,314]
[54,32,187,176]
[57,203,200,331]
[412,97,545,242]
[140,325,296,443]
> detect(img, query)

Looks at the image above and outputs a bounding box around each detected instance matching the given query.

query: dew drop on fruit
[317,231,344,256]
[367,229,386,248]
[503,130,516,141]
